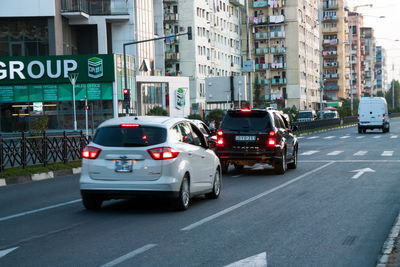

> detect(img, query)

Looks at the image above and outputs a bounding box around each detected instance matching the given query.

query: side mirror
[208,135,217,149]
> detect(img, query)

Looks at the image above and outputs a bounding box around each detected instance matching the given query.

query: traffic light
[187,26,192,40]
[123,88,130,101]
[85,105,90,110]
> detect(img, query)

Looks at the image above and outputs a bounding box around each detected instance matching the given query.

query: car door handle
[201,156,205,158]
[188,153,193,157]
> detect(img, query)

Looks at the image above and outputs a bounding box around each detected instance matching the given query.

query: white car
[80,116,221,211]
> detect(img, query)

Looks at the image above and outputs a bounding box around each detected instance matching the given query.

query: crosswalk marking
[382,151,394,156]
[327,151,343,156]
[301,150,319,155]
[324,136,335,139]
[340,136,351,139]
[354,151,368,156]
[390,135,398,139]
[373,136,382,139]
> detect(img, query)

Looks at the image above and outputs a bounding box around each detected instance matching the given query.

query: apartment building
[320,0,348,107]
[347,11,364,100]
[360,27,376,96]
[163,0,244,112]
[375,46,387,95]
[0,0,163,131]
[250,0,320,110]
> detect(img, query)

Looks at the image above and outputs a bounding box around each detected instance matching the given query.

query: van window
[298,112,313,119]
[93,126,166,147]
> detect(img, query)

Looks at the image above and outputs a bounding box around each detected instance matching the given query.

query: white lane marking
[340,136,351,139]
[297,136,305,139]
[225,252,267,267]
[306,136,319,140]
[300,150,319,156]
[0,179,6,187]
[327,151,343,156]
[181,162,335,231]
[0,199,81,223]
[373,136,382,139]
[354,151,368,156]
[356,136,365,139]
[323,136,335,139]
[382,151,394,157]
[100,244,157,267]
[0,247,18,259]
[350,168,375,179]
[391,135,398,139]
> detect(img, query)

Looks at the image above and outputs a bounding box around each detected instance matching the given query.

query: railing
[61,0,129,15]
[0,131,90,171]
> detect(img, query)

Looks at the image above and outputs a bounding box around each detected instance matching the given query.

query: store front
[0,54,117,132]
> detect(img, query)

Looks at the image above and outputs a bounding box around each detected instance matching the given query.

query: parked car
[215,108,298,174]
[297,110,317,122]
[319,110,339,119]
[358,97,390,133]
[80,116,221,211]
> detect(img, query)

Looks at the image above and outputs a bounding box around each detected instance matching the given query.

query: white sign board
[242,60,255,73]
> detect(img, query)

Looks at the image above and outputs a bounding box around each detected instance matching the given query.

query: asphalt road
[1,120,400,266]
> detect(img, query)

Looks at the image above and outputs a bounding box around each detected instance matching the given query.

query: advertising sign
[0,54,114,85]
[175,88,187,110]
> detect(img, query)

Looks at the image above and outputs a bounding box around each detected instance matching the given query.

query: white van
[358,97,390,133]
[297,110,317,122]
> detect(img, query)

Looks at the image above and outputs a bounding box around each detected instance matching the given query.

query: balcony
[323,39,338,45]
[323,73,339,79]
[322,15,338,21]
[165,52,180,61]
[270,46,286,54]
[271,62,286,69]
[250,15,285,25]
[270,31,285,38]
[324,62,339,67]
[255,48,269,55]
[165,13,179,22]
[253,1,268,8]
[322,50,337,56]
[230,0,245,6]
[255,64,269,71]
[270,78,286,85]
[255,32,269,39]
[323,3,338,10]
[61,0,129,18]
[324,84,339,90]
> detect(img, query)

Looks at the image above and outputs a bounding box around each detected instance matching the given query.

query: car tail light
[241,108,251,112]
[216,130,224,147]
[82,146,102,159]
[267,131,277,147]
[120,123,140,127]
[148,147,179,160]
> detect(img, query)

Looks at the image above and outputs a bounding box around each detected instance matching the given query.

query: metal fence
[0,131,90,171]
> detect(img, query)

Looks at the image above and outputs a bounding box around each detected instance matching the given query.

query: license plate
[235,135,256,142]
[115,160,133,173]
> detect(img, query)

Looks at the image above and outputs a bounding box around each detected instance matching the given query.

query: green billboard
[0,54,115,85]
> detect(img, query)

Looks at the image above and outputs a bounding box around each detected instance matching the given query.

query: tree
[385,80,400,112]
[206,109,225,128]
[146,106,168,116]
[187,114,203,121]
[30,116,49,136]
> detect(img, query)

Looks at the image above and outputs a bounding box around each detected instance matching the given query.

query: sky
[348,0,400,82]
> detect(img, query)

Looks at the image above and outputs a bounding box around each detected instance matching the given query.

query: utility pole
[392,64,395,109]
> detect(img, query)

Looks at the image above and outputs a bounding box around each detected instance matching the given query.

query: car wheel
[362,129,366,133]
[205,169,221,199]
[173,175,190,211]
[221,161,229,174]
[287,146,298,170]
[274,149,287,175]
[82,195,103,210]
[358,127,362,134]
[234,164,244,171]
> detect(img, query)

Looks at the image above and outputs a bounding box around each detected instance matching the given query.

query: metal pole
[72,82,77,131]
[349,26,354,116]
[85,97,88,138]
[392,64,395,109]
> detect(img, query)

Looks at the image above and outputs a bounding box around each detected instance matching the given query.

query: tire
[358,127,362,134]
[274,149,287,175]
[362,129,366,134]
[82,195,103,210]
[234,164,244,171]
[221,161,229,174]
[287,146,298,170]
[205,169,221,199]
[173,175,190,211]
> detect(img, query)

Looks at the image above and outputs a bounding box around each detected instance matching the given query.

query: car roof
[98,116,189,129]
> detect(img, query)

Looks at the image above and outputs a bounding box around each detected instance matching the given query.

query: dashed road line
[382,151,394,157]
[353,151,368,156]
[340,136,351,139]
[373,136,382,139]
[327,151,344,156]
[323,136,336,139]
[100,244,157,267]
[356,136,365,139]
[300,150,319,156]
[390,135,398,139]
[306,136,319,140]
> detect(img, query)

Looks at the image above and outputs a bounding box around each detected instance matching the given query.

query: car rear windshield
[93,126,167,147]
[221,111,271,131]
[298,112,313,118]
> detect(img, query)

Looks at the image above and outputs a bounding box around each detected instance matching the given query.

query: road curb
[297,123,356,137]
[0,167,82,187]
[376,212,400,266]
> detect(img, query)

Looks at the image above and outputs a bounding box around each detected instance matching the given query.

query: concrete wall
[0,0,55,17]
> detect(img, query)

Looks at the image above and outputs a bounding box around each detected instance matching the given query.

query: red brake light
[217,130,224,136]
[267,138,276,147]
[268,130,276,137]
[241,108,252,112]
[148,147,179,160]
[82,146,102,159]
[120,124,140,127]
[267,131,277,147]
[216,130,224,147]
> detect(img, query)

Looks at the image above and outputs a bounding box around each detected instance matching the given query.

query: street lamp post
[68,73,79,131]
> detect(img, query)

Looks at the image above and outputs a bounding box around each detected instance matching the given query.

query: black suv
[215,108,298,174]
